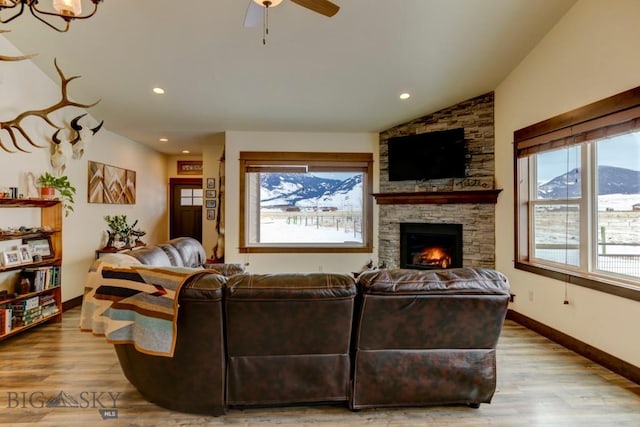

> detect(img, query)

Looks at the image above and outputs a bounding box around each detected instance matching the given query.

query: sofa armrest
[203,263,246,277]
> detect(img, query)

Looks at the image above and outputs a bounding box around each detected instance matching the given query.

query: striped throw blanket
[80,260,214,357]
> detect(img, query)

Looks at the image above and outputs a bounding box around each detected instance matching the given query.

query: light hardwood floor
[1,308,639,427]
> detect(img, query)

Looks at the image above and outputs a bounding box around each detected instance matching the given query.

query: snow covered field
[259,211,362,244]
[535,194,639,277]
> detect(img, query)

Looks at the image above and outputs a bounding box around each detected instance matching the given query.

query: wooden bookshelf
[0,199,63,341]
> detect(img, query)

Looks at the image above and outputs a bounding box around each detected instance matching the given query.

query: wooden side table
[95,243,146,259]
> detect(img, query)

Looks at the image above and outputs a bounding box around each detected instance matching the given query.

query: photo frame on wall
[206,178,215,189]
[88,160,136,204]
[205,200,216,208]
[205,190,216,199]
[206,209,216,221]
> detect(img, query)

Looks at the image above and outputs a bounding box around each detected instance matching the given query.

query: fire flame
[412,246,452,269]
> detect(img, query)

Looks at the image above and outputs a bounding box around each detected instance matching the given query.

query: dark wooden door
[169,178,203,242]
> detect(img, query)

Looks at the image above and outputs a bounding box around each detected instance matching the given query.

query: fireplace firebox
[400,223,463,270]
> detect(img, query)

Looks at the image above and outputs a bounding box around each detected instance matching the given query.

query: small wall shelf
[372,189,502,205]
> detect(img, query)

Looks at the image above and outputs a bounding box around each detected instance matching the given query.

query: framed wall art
[206,178,215,189]
[177,160,203,175]
[205,190,216,199]
[88,161,136,204]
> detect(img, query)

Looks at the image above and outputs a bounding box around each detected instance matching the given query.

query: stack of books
[21,266,61,292]
[0,308,12,335]
[10,296,42,328]
[39,294,59,317]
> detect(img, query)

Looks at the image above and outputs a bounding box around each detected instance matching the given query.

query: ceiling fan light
[252,0,284,7]
[53,0,82,17]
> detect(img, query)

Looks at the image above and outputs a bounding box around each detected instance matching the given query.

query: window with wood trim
[514,87,640,300]
[239,152,373,253]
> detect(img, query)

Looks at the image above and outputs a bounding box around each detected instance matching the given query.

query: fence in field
[261,210,363,238]
[535,242,640,278]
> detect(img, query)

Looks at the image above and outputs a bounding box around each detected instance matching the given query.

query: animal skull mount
[0,58,100,153]
[69,113,104,159]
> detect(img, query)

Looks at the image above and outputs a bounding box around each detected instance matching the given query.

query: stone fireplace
[375,92,498,269]
[400,223,463,270]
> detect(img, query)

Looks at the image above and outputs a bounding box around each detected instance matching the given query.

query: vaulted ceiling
[2,0,576,154]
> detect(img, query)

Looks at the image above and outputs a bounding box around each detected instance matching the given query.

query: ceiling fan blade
[244,1,263,27]
[290,0,340,17]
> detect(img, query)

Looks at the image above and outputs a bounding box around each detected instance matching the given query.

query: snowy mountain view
[535,165,639,278]
[254,172,364,244]
[260,173,363,210]
[538,165,640,201]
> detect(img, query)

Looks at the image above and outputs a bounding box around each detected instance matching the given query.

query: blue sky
[537,132,639,184]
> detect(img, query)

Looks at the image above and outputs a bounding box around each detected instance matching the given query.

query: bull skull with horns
[69,113,104,159]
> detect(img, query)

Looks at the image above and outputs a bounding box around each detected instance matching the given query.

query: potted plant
[104,215,140,247]
[37,172,76,217]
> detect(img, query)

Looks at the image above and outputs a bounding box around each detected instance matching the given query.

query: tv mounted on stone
[387,128,466,181]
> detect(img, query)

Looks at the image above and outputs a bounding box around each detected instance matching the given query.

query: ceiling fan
[244,0,340,29]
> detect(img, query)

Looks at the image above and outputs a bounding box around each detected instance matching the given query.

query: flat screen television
[387,128,466,181]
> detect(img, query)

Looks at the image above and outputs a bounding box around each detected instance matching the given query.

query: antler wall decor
[0,30,37,61]
[0,58,100,153]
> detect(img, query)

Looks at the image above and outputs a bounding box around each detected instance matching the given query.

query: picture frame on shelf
[205,190,216,199]
[2,250,21,267]
[206,178,215,189]
[17,244,33,263]
[23,236,53,259]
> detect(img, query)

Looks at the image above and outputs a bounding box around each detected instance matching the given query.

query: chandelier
[0,0,103,32]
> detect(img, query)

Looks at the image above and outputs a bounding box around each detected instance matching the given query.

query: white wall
[224,131,379,273]
[0,36,168,303]
[495,0,640,367]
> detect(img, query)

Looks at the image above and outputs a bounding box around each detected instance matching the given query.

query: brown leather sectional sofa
[93,238,511,416]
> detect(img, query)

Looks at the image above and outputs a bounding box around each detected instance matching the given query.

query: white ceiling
[2,0,576,154]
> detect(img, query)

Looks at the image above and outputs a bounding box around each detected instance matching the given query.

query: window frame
[514,86,640,302]
[238,151,374,254]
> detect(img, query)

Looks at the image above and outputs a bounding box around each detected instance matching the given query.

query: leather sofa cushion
[127,246,173,266]
[167,237,206,268]
[157,243,185,267]
[226,273,357,300]
[357,267,510,296]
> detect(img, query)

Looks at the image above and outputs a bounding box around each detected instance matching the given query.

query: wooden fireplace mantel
[372,189,502,205]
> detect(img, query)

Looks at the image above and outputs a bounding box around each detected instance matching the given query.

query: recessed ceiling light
[182,150,190,154]
[400,93,411,100]
[159,138,168,142]
[153,87,165,95]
